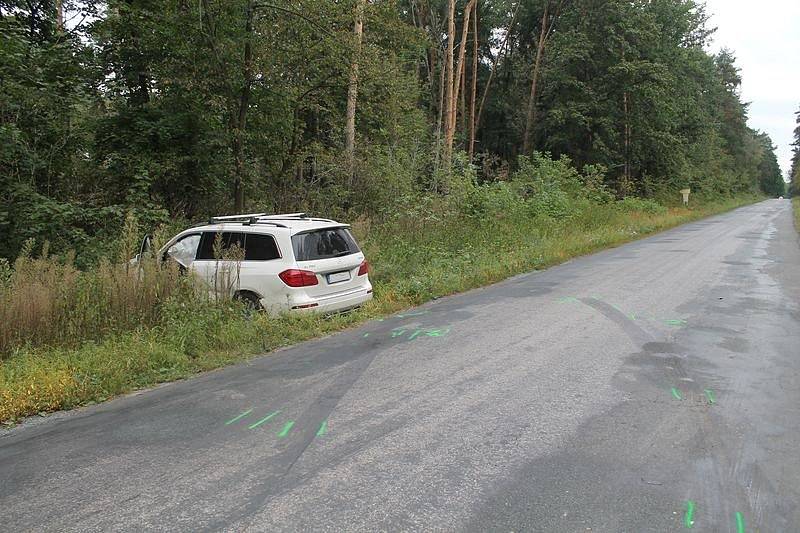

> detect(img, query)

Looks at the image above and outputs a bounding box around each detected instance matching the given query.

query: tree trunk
[442,0,456,171]
[55,0,63,32]
[450,0,475,152]
[434,45,446,174]
[623,89,631,188]
[475,1,520,143]
[232,1,254,212]
[459,57,466,137]
[523,2,549,155]
[345,0,365,179]
[468,1,478,161]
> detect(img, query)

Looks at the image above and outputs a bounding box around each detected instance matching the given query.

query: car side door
[163,233,201,273]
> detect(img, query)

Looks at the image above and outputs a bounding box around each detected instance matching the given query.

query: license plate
[327,271,351,284]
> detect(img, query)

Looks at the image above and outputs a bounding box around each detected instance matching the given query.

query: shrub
[616,196,667,214]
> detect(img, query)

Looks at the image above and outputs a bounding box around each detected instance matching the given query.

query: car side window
[197,232,243,260]
[197,232,218,260]
[244,234,280,261]
[166,234,201,268]
[196,232,280,261]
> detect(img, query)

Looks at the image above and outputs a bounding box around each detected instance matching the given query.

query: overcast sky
[703,0,799,178]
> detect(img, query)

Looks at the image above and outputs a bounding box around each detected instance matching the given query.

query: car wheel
[234,292,263,317]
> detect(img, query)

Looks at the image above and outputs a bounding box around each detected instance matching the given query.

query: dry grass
[0,216,193,357]
[0,247,187,357]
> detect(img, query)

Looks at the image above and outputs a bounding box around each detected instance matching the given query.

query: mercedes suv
[142,213,373,313]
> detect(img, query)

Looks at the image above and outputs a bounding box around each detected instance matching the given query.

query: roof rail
[203,212,339,228]
[260,212,306,219]
[253,216,336,224]
[208,212,268,224]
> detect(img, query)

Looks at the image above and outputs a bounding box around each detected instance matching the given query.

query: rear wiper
[333,250,352,257]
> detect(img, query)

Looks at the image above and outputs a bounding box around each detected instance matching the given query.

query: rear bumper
[265,284,373,314]
[309,287,373,313]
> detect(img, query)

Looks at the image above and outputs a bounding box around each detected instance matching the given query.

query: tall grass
[0,230,191,357]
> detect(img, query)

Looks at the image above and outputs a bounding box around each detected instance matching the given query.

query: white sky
[703,0,800,178]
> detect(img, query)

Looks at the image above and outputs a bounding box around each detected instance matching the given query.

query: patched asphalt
[1,199,799,532]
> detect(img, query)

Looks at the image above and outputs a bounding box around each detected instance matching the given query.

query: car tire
[234,291,263,316]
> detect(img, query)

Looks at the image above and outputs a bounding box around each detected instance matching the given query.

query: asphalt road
[2,199,799,532]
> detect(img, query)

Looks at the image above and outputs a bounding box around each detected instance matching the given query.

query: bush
[616,196,667,215]
[463,181,527,219]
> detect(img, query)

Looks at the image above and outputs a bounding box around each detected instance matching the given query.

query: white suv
[146,213,373,313]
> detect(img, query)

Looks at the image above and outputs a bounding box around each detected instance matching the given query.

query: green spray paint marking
[704,389,715,405]
[316,420,328,437]
[610,303,624,313]
[684,500,695,528]
[424,327,451,338]
[665,319,687,327]
[735,512,745,533]
[629,313,637,321]
[225,408,253,425]
[278,420,295,438]
[671,387,683,400]
[248,410,280,430]
[390,327,451,340]
[397,310,430,318]
[363,333,370,338]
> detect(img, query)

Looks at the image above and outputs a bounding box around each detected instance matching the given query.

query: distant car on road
[138,213,372,313]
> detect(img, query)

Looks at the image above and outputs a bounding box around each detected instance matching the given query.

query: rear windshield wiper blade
[333,250,352,257]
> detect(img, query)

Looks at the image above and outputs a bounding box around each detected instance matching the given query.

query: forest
[0,0,788,264]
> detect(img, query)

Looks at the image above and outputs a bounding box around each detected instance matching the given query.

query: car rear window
[197,232,280,261]
[291,228,360,261]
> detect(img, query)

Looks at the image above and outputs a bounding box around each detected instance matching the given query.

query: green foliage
[793,198,799,231]
[616,197,667,215]
[0,0,782,262]
[789,107,800,197]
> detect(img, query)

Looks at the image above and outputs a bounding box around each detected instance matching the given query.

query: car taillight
[358,260,369,276]
[279,269,319,287]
